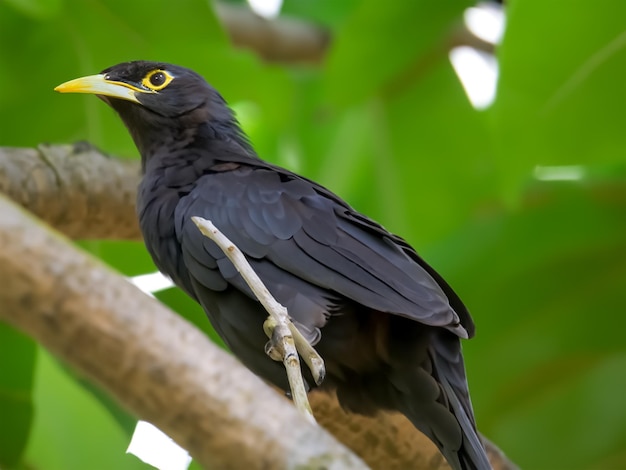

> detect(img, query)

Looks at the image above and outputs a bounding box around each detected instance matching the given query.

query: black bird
[56,61,491,470]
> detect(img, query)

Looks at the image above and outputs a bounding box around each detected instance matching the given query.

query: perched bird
[56,61,491,470]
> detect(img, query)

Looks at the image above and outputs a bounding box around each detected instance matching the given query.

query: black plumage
[56,61,491,470]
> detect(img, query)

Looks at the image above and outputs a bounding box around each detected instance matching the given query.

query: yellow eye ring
[142,69,174,91]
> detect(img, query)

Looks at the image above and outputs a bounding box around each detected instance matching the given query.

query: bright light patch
[449,46,499,109]
[127,421,191,470]
[534,165,586,181]
[247,0,283,19]
[128,271,174,295]
[464,2,505,44]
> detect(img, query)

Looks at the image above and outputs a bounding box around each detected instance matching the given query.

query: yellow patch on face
[141,69,174,91]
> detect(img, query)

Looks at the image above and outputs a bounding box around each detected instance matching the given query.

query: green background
[1,0,625,468]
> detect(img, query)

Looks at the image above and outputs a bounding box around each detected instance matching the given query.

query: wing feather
[175,167,469,337]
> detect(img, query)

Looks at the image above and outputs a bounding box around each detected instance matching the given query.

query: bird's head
[55,61,247,161]
[55,61,218,117]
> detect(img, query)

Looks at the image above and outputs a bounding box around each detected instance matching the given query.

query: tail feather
[392,330,491,470]
[429,332,491,470]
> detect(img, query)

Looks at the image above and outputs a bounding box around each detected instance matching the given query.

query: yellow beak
[54,74,141,103]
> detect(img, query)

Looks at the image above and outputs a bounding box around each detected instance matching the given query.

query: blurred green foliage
[1,0,625,469]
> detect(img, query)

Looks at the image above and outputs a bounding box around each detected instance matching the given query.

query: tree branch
[213,3,494,65]
[0,145,517,469]
[215,2,329,64]
[0,143,141,240]
[0,194,365,470]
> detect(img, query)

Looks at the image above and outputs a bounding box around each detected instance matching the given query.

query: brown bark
[0,145,517,469]
[215,3,329,64]
[0,194,365,470]
[213,3,494,65]
[310,391,516,470]
[0,144,140,240]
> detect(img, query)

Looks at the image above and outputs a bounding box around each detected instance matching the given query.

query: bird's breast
[136,166,193,290]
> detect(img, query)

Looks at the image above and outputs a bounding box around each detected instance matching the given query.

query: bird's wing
[175,165,471,339]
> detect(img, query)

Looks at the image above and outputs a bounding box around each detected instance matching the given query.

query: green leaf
[491,0,626,198]
[493,354,626,470]
[426,175,626,469]
[155,287,227,350]
[281,0,359,28]
[24,350,149,470]
[188,458,204,470]
[0,0,229,155]
[4,0,63,20]
[63,367,139,437]
[0,323,36,468]
[383,60,495,243]
[324,0,473,107]
[77,241,157,276]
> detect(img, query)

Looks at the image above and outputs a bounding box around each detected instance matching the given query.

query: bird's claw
[264,341,282,361]
[263,317,326,386]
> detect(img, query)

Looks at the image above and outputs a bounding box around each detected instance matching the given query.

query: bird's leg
[287,323,325,385]
[262,317,314,420]
[191,216,325,423]
[263,318,325,385]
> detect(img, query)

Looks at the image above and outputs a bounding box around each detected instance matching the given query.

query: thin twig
[191,216,325,423]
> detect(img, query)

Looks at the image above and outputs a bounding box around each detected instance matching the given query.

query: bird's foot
[263,317,326,386]
[263,317,318,423]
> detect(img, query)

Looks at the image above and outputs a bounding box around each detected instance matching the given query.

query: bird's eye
[150,72,166,86]
[141,69,174,91]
